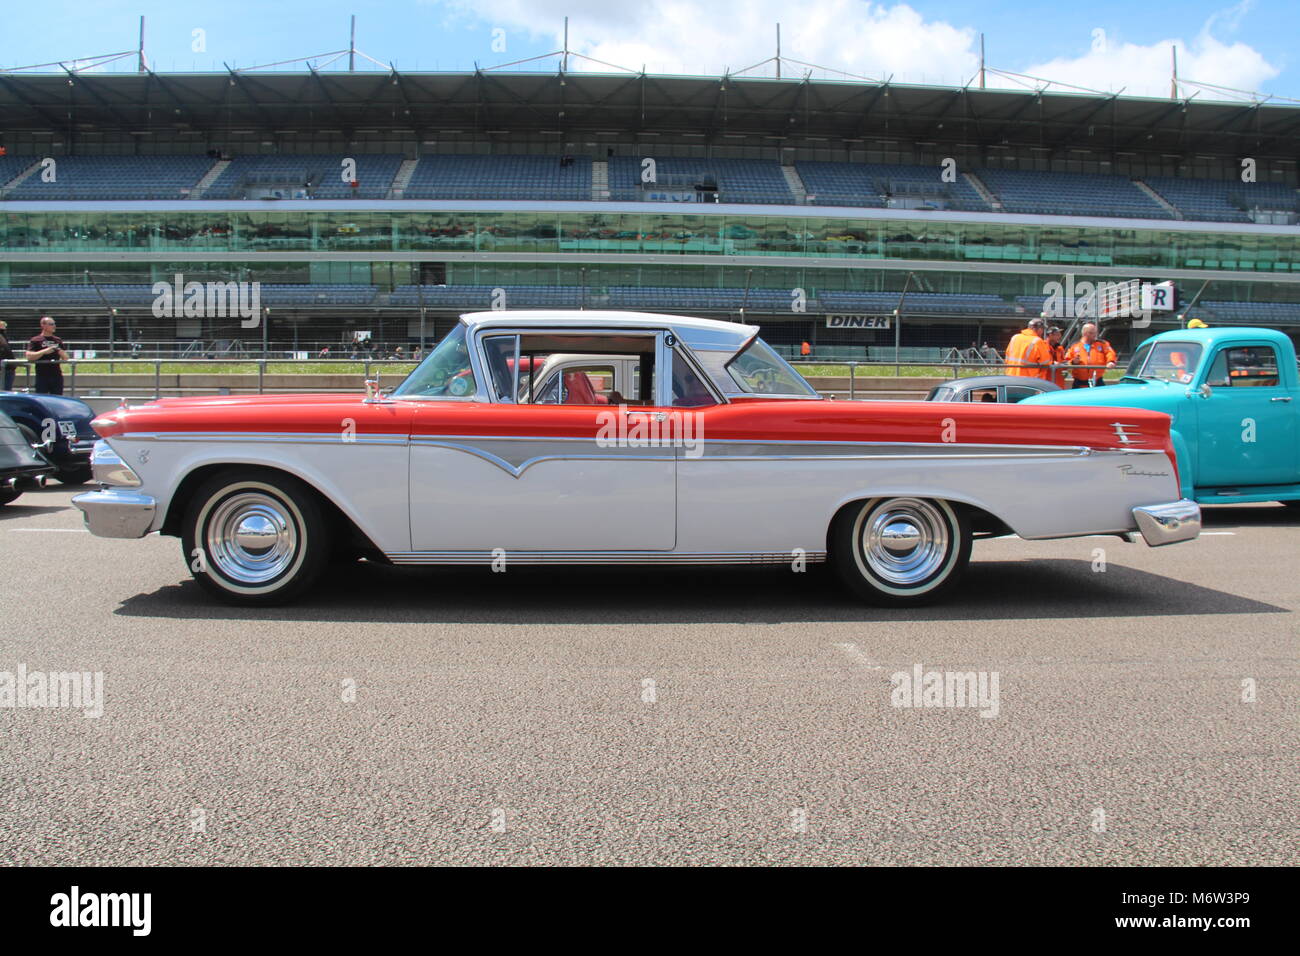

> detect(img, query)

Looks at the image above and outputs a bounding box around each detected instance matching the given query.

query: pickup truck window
[1207,346,1281,388]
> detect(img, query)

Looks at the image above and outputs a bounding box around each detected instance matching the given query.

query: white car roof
[459,310,759,352]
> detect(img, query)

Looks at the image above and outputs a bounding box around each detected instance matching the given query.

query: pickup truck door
[1196,343,1299,487]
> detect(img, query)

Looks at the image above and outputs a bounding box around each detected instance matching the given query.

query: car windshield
[1124,342,1203,384]
[724,336,818,396]
[391,324,477,399]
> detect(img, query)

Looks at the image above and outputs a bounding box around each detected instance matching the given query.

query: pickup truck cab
[1023,327,1300,507]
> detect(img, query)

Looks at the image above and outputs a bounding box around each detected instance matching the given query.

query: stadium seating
[205,154,404,200]
[0,283,376,308]
[0,154,36,190]
[1144,177,1298,223]
[976,169,1172,219]
[4,156,213,200]
[402,155,591,201]
[798,162,989,211]
[607,157,793,204]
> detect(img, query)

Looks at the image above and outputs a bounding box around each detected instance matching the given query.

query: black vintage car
[0,390,98,484]
[924,374,1062,404]
[0,409,55,506]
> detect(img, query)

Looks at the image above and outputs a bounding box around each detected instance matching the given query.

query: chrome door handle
[1270,396,1292,402]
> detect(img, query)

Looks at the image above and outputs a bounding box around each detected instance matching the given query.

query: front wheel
[181,470,331,606]
[831,497,972,606]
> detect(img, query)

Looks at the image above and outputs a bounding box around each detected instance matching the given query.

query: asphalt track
[1,486,1296,865]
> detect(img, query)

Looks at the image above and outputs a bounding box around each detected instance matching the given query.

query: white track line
[7,528,89,533]
[832,642,883,670]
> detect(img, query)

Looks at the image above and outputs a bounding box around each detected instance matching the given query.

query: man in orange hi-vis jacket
[1064,322,1118,388]
[1006,317,1052,379]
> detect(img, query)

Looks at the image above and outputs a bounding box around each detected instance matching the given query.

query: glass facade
[3,205,1300,275]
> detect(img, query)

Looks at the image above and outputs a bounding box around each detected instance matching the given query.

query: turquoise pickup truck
[1023,327,1300,508]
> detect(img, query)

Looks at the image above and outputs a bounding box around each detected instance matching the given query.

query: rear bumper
[1132,499,1200,547]
[72,489,157,539]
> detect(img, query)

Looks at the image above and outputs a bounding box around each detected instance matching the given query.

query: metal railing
[2,357,416,400]
[3,356,1115,403]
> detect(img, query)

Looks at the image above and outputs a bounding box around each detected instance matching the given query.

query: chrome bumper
[1132,499,1200,547]
[72,489,157,539]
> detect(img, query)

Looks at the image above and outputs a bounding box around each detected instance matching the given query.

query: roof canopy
[1,71,1297,159]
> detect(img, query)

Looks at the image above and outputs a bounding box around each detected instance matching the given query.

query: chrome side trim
[384,550,827,566]
[411,438,672,478]
[114,431,409,446]
[1132,499,1201,547]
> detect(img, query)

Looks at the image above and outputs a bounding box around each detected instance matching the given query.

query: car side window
[968,387,998,403]
[1221,346,1280,388]
[1003,386,1038,403]
[671,356,717,408]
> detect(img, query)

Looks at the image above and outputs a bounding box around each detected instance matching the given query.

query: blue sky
[0,0,1295,102]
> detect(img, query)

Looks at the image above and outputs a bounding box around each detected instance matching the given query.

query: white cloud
[446,0,980,85]
[1011,24,1278,98]
[442,0,1280,100]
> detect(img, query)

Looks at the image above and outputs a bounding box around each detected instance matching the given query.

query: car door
[1196,343,1298,487]
[407,329,676,553]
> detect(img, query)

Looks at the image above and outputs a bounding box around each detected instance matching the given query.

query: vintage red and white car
[74,311,1200,606]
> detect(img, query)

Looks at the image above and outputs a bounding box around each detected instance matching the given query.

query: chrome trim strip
[412,438,674,477]
[384,550,828,566]
[114,431,409,445]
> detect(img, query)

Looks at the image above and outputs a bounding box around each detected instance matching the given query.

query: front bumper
[72,489,157,539]
[1132,499,1200,547]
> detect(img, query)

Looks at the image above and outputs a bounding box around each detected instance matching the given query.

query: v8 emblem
[137,449,150,465]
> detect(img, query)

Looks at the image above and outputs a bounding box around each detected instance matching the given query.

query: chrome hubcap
[205,492,298,584]
[861,498,949,586]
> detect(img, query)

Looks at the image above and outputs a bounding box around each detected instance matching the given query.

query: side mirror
[1186,383,1212,399]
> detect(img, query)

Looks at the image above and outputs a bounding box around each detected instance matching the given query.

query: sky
[0,0,1296,103]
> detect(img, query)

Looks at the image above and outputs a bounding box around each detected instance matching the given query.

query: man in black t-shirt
[24,315,69,395]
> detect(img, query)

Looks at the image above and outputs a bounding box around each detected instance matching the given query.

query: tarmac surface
[1,485,1296,865]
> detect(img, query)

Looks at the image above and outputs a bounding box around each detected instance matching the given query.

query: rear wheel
[0,485,21,507]
[831,497,972,606]
[181,470,330,606]
[1279,500,1300,510]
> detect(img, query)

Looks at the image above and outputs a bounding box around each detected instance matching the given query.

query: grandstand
[1,68,1299,359]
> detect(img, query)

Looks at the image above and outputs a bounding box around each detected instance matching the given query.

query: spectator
[1045,326,1067,388]
[800,341,811,357]
[392,346,406,361]
[0,320,15,391]
[1064,323,1117,388]
[318,345,331,359]
[24,316,69,395]
[1005,318,1051,379]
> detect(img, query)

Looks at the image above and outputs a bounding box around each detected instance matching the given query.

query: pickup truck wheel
[182,471,330,606]
[831,497,972,606]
